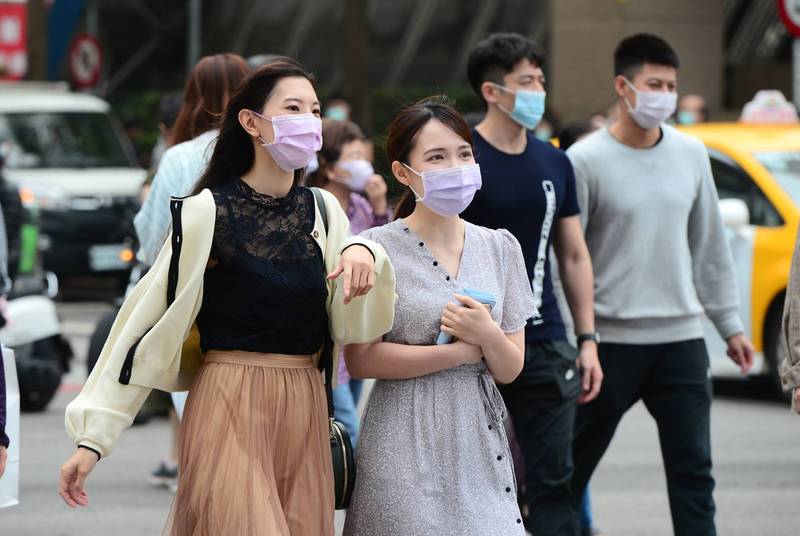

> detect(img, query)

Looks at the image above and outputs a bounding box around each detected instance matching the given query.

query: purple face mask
[403,163,482,217]
[252,111,322,172]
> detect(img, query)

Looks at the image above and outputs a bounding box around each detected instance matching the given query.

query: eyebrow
[284,97,321,106]
[422,145,472,156]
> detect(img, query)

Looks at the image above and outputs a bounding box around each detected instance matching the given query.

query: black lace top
[195,179,328,355]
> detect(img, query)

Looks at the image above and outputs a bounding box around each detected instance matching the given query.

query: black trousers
[571,339,716,536]
[500,340,582,536]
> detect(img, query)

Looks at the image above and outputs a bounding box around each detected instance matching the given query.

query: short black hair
[614,33,679,79]
[467,33,545,101]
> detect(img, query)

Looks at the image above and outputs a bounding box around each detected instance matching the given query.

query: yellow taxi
[679,91,800,394]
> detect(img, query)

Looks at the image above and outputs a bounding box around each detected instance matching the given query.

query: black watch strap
[576,332,600,346]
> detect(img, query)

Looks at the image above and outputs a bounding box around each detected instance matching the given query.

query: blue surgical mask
[493,83,546,130]
[677,110,697,125]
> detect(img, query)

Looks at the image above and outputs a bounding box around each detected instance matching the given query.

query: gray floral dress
[343,219,536,536]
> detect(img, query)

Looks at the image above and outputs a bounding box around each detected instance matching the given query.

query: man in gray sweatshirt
[566,34,754,535]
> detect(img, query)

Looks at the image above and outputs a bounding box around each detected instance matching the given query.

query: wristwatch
[576,332,600,346]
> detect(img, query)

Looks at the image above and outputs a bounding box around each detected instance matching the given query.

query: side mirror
[719,198,750,229]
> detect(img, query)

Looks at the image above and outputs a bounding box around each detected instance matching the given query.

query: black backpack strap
[311,187,329,235]
[311,187,335,420]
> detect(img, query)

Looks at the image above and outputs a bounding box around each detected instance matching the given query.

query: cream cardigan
[66,187,396,457]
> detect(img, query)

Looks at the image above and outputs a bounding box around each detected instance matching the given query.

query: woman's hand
[58,448,99,508]
[0,445,6,478]
[440,294,503,348]
[364,174,388,216]
[794,387,800,413]
[328,245,375,305]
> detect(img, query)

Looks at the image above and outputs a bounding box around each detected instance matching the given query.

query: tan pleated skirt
[163,350,334,536]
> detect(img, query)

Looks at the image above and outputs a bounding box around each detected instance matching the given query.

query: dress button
[488,424,492,430]
[516,519,522,524]
[497,455,502,461]
[505,487,511,493]
[312,230,319,238]
[446,276,451,281]
[433,261,438,266]
[419,241,424,247]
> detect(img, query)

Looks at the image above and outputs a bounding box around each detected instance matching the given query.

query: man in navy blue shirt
[463,33,602,536]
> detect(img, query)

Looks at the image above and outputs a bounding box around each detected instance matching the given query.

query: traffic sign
[0,2,27,80]
[68,33,102,89]
[778,0,800,37]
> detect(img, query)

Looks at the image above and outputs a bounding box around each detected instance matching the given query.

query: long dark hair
[192,57,315,195]
[169,53,251,146]
[387,96,474,219]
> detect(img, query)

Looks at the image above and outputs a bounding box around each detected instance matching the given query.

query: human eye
[287,104,301,112]
[427,154,443,162]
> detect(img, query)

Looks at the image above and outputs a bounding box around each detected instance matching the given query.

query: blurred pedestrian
[141,94,182,203]
[343,96,536,535]
[462,32,601,536]
[559,120,600,152]
[306,118,391,444]
[133,52,251,492]
[59,58,395,535]
[676,93,710,125]
[567,34,754,535]
[324,96,352,121]
[781,224,800,412]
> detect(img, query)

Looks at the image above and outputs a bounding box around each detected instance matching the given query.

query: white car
[0,82,146,286]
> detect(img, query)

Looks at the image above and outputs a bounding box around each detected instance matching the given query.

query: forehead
[266,76,318,103]
[631,63,678,83]
[505,58,543,79]
[412,119,470,152]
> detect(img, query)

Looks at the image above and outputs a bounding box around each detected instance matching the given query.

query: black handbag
[312,187,356,510]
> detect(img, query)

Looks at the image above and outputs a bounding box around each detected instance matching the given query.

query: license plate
[89,244,131,271]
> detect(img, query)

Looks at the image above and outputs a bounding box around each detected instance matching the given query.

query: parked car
[680,91,800,396]
[0,82,145,289]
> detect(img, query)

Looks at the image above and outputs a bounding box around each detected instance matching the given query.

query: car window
[0,112,135,169]
[708,150,783,227]
[753,151,800,207]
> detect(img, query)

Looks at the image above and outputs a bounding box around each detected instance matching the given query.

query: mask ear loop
[250,110,274,146]
[621,78,639,113]
[491,83,517,116]
[401,163,425,201]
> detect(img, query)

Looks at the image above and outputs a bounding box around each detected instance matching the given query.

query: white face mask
[623,78,677,130]
[337,159,374,192]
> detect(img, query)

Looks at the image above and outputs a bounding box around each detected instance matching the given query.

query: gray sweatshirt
[567,125,744,344]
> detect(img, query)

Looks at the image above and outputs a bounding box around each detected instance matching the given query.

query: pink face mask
[252,111,322,172]
[403,163,482,217]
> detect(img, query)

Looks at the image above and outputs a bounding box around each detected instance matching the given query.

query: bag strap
[311,187,336,421]
[311,187,329,236]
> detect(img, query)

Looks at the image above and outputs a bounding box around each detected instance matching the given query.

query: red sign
[778,0,800,37]
[68,33,102,88]
[0,2,27,80]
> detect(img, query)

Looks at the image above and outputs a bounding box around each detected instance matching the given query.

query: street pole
[26,0,48,80]
[187,0,202,74]
[794,38,800,111]
[343,0,370,130]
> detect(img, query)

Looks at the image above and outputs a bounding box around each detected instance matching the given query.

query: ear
[238,109,260,138]
[391,161,410,186]
[481,81,500,104]
[613,75,629,99]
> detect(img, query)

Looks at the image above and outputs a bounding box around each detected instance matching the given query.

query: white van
[0,82,146,286]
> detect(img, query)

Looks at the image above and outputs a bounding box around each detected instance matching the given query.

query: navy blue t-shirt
[462,129,580,343]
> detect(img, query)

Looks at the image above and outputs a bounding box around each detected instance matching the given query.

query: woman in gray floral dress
[343,97,536,536]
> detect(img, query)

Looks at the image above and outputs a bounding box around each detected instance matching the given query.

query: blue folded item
[436,288,497,345]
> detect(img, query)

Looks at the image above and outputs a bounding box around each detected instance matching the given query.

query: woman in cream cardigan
[58,58,395,536]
